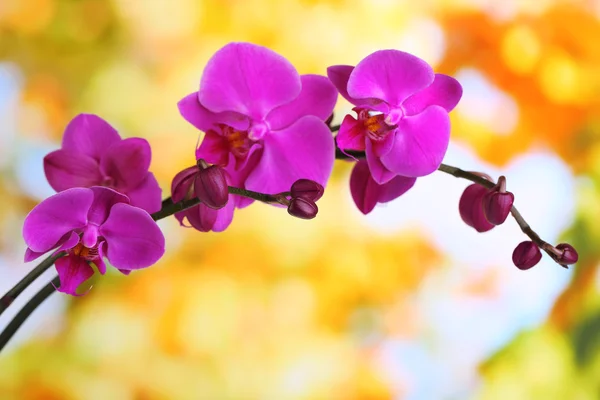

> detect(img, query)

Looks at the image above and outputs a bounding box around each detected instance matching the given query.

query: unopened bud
[291,179,324,202]
[512,241,542,270]
[171,166,199,203]
[555,243,578,265]
[482,177,514,225]
[459,184,494,233]
[287,197,318,220]
[194,165,229,209]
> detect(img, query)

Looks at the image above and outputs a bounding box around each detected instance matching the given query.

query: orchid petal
[350,160,380,215]
[82,224,99,248]
[125,173,162,214]
[95,242,107,275]
[55,255,95,296]
[402,74,463,116]
[185,204,217,232]
[24,248,46,263]
[347,50,434,106]
[336,114,366,151]
[246,116,334,194]
[327,65,385,108]
[195,130,230,167]
[62,114,121,160]
[327,65,355,103]
[267,74,338,130]
[100,138,151,190]
[178,92,250,132]
[377,175,417,203]
[381,105,450,177]
[87,186,129,226]
[198,42,301,120]
[24,230,79,262]
[370,129,395,158]
[56,231,81,253]
[366,140,397,185]
[186,199,236,232]
[99,203,165,270]
[23,188,92,253]
[44,150,103,192]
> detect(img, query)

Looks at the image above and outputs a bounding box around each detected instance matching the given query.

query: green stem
[0,276,60,352]
[0,252,65,317]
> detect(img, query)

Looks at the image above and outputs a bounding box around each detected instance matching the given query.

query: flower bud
[171,166,198,203]
[287,197,318,219]
[555,243,578,265]
[459,184,494,233]
[512,241,542,270]
[194,165,229,209]
[482,177,514,225]
[291,179,324,202]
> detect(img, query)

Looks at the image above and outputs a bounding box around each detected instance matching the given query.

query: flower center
[357,109,395,141]
[71,242,100,261]
[101,176,115,187]
[221,125,252,159]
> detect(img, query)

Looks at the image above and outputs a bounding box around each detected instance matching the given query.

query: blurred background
[0,0,598,398]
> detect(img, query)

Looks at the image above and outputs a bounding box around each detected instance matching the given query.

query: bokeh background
[0,0,599,398]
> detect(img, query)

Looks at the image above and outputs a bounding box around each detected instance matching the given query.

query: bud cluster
[287,179,324,220]
[457,174,578,271]
[459,176,514,232]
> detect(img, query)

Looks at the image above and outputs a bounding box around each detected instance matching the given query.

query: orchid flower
[22,187,165,295]
[328,50,463,183]
[44,114,162,213]
[177,42,337,231]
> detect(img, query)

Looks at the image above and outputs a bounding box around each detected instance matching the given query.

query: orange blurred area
[1,0,600,399]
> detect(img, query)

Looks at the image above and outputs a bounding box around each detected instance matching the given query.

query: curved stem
[0,276,60,352]
[0,252,65,317]
[335,150,566,268]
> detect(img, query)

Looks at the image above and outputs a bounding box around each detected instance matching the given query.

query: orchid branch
[0,252,66,317]
[0,276,60,352]
[334,147,568,268]
[0,184,298,351]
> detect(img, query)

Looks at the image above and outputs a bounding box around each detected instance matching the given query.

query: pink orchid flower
[328,50,463,183]
[44,114,162,213]
[22,187,165,295]
[177,42,337,231]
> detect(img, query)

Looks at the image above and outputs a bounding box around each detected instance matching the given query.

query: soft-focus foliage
[0,0,599,399]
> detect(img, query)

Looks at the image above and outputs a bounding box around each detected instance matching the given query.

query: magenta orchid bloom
[44,114,162,214]
[328,50,463,183]
[22,187,165,296]
[350,160,416,214]
[177,42,337,230]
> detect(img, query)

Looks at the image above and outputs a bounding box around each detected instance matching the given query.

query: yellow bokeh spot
[538,49,583,104]
[501,24,541,75]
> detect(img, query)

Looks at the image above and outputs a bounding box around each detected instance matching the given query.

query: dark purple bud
[287,197,318,220]
[194,165,229,210]
[512,241,542,270]
[291,179,324,202]
[171,166,198,203]
[555,243,579,265]
[459,184,495,233]
[482,177,514,225]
